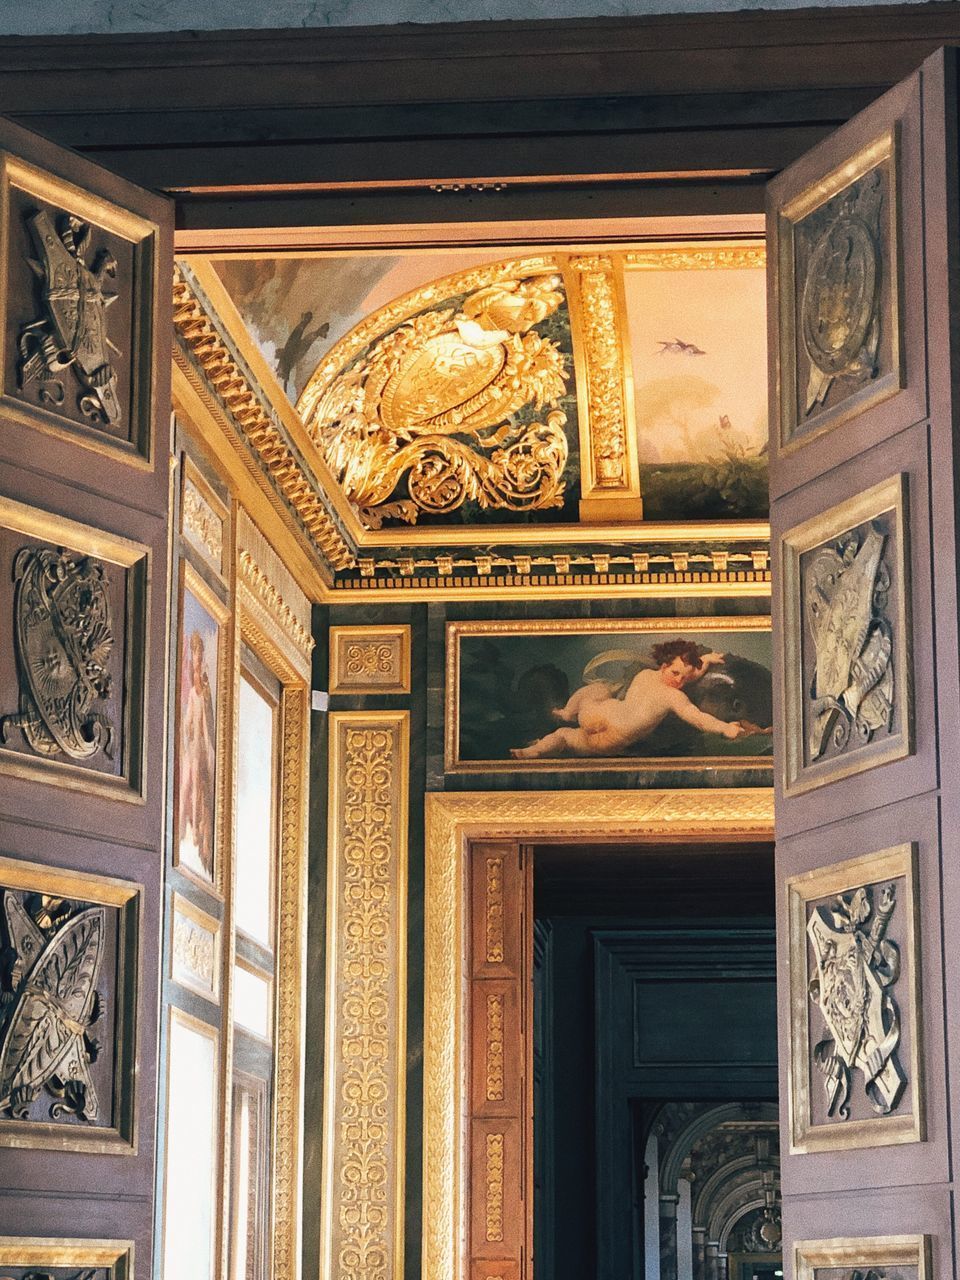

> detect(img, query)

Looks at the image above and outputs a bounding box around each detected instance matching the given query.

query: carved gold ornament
[300,274,570,527]
[804,521,893,762]
[801,171,883,414]
[19,210,122,426]
[2,547,115,762]
[808,882,905,1119]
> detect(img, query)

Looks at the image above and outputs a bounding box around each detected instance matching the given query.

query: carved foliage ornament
[304,275,570,527]
[800,169,884,416]
[2,547,115,762]
[808,881,905,1120]
[0,889,106,1125]
[804,521,893,765]
[18,209,122,426]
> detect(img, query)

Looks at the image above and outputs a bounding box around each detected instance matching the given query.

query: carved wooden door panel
[0,117,172,1277]
[768,47,959,1280]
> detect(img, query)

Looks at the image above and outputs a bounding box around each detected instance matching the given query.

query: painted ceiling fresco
[175,238,770,594]
[211,241,768,535]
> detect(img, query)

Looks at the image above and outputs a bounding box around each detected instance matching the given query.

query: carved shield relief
[0,155,157,462]
[0,500,148,799]
[0,856,139,1153]
[787,844,921,1155]
[782,474,912,796]
[776,131,902,451]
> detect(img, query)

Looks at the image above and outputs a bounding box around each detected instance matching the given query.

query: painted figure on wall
[177,589,218,881]
[510,640,747,759]
[451,621,774,771]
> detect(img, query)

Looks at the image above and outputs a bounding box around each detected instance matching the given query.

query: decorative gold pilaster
[323,712,410,1280]
[273,683,310,1280]
[568,254,643,522]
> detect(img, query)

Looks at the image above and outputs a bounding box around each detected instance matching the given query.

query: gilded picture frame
[786,843,922,1155]
[0,151,159,468]
[445,616,773,773]
[780,473,912,796]
[329,623,412,695]
[173,558,230,895]
[0,854,141,1155]
[794,1234,930,1280]
[776,127,904,454]
[0,493,149,802]
[0,1236,134,1278]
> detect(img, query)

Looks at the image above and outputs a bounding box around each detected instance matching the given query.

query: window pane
[233,962,273,1041]
[163,1012,219,1280]
[235,674,276,947]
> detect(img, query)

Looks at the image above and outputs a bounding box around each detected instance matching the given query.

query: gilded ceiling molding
[236,509,314,682]
[568,254,643,521]
[322,712,410,1280]
[623,245,767,271]
[172,264,356,572]
[421,788,775,1280]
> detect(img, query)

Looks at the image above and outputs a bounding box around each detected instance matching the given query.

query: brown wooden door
[768,46,958,1280]
[0,116,172,1276]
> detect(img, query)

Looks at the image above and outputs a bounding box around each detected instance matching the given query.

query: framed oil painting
[445,617,773,773]
[622,242,768,521]
[174,561,228,891]
[794,1234,929,1280]
[781,473,912,797]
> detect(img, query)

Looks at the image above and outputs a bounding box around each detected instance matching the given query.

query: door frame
[421,787,775,1280]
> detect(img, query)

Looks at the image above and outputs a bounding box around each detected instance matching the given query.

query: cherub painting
[447,619,773,772]
[176,583,220,883]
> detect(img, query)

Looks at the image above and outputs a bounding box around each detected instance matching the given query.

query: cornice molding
[172,263,356,574]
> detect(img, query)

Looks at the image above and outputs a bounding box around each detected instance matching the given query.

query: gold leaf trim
[422,788,774,1280]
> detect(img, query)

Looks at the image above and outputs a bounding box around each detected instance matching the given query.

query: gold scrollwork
[485,857,505,964]
[485,1132,505,1242]
[298,268,571,529]
[182,473,225,573]
[322,712,409,1280]
[485,995,505,1103]
[329,625,411,695]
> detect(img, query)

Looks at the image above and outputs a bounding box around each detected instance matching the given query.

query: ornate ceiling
[172,238,770,599]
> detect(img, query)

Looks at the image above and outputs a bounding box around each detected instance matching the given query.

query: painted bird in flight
[656,338,706,356]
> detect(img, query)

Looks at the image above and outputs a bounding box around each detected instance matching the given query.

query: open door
[0,117,172,1275]
[768,46,958,1279]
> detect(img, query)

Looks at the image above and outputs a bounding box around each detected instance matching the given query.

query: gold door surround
[421,787,775,1280]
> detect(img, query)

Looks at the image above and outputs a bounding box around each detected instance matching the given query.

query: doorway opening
[532,841,779,1280]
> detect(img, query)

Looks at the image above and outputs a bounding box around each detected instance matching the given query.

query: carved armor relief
[776,130,902,451]
[782,475,911,796]
[0,1239,132,1280]
[1,155,158,462]
[787,844,921,1154]
[0,857,139,1153]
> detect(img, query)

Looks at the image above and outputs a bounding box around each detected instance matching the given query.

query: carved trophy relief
[0,889,106,1126]
[1,546,115,763]
[799,170,883,416]
[300,273,572,528]
[807,880,906,1121]
[18,209,122,427]
[802,517,895,768]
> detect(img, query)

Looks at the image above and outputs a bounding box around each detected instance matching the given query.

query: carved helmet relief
[1,546,116,763]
